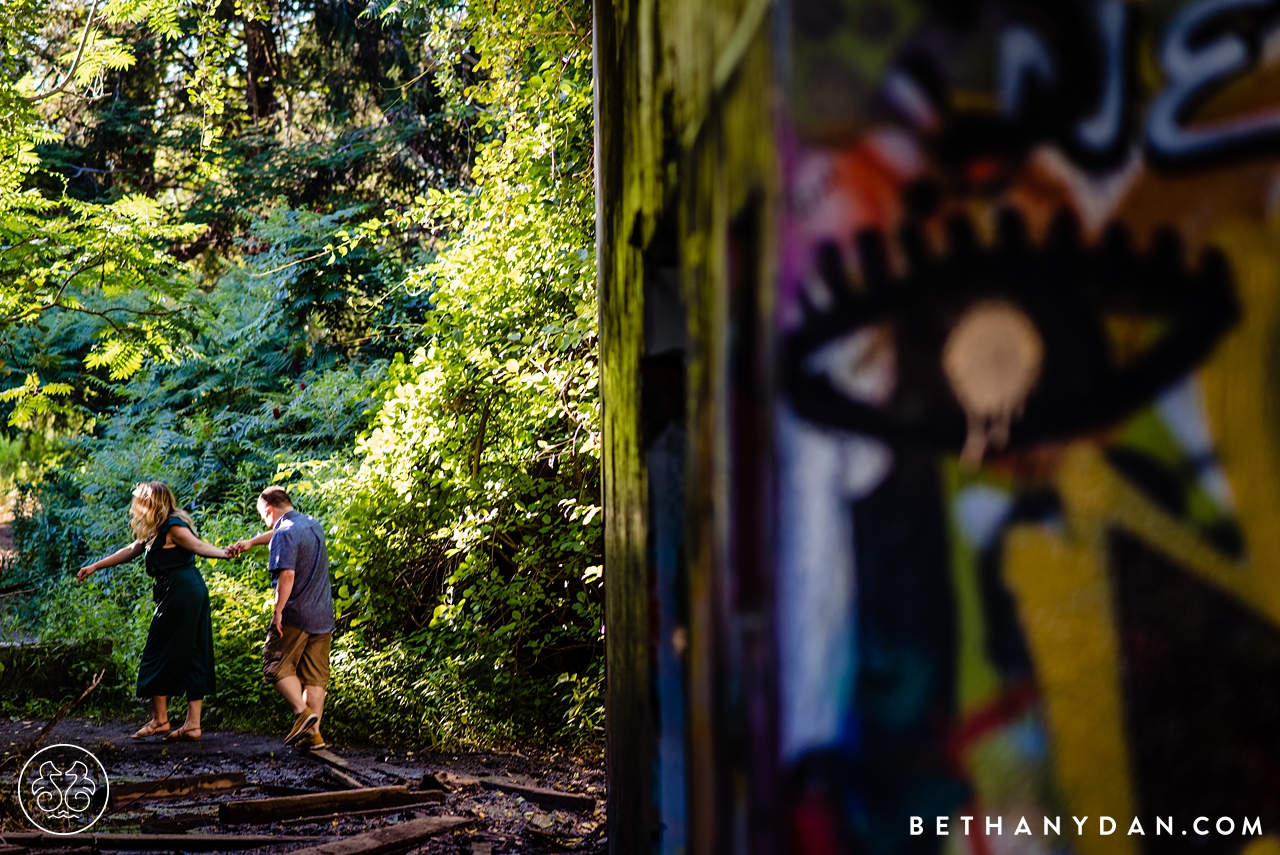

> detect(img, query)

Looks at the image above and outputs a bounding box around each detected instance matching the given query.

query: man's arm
[273,569,295,634]
[227,529,274,558]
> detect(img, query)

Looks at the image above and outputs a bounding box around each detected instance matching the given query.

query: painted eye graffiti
[941,299,1044,465]
[783,209,1240,460]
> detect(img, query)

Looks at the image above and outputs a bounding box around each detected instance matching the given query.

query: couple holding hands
[78,482,335,748]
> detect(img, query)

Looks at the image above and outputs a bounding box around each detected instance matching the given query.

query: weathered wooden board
[277,797,444,827]
[138,811,219,834]
[419,771,479,792]
[302,748,355,770]
[280,816,471,855]
[111,772,247,804]
[218,785,423,825]
[299,748,379,788]
[477,777,595,813]
[307,768,365,791]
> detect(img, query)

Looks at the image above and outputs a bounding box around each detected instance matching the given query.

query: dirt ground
[0,717,606,854]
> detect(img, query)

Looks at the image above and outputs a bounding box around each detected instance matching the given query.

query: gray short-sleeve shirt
[268,510,335,635]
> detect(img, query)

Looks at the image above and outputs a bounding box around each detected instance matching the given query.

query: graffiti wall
[777,2,1280,854]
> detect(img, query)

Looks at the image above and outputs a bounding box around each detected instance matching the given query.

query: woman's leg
[133,697,170,737]
[173,699,202,737]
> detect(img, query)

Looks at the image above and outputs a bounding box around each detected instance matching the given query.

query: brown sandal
[164,727,202,741]
[131,719,171,739]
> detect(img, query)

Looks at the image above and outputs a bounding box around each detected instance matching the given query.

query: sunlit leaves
[0,373,75,427]
[84,339,145,380]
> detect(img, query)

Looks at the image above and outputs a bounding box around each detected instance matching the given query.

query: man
[230,487,334,750]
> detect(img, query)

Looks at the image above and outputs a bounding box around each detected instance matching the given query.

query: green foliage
[307,0,601,743]
[2,0,600,750]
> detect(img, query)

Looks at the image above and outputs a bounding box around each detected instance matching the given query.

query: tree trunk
[244,12,280,122]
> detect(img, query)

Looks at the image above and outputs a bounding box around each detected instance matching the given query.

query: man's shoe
[284,708,319,746]
[298,732,326,751]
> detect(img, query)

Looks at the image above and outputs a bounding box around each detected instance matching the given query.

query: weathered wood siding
[598,1,780,852]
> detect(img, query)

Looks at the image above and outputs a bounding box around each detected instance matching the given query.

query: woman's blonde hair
[130,481,196,545]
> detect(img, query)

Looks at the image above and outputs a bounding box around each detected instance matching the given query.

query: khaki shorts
[262,624,332,687]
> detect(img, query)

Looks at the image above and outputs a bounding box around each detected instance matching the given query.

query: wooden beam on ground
[367,763,418,783]
[477,777,595,813]
[303,748,355,770]
[219,785,425,825]
[308,768,366,791]
[422,771,479,792]
[139,812,219,834]
[0,833,326,850]
[281,816,471,855]
[111,772,248,804]
[277,797,444,827]
[325,769,368,791]
[299,749,379,788]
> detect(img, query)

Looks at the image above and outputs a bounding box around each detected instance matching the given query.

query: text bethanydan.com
[910,816,1262,837]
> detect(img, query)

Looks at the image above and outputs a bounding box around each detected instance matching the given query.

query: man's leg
[275,675,309,714]
[301,685,326,734]
[297,633,332,737]
[265,625,318,745]
[276,674,320,745]
[266,625,311,713]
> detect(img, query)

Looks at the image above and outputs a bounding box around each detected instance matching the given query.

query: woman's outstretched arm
[167,525,231,559]
[78,541,144,581]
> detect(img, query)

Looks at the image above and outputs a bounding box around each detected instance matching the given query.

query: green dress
[136,516,216,700]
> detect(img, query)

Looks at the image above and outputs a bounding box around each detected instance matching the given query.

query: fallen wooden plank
[278,796,444,827]
[367,763,418,783]
[477,777,595,813]
[0,833,326,851]
[300,748,379,788]
[305,769,365,792]
[319,767,367,791]
[111,772,248,804]
[421,771,480,792]
[282,816,471,855]
[139,812,219,834]
[304,748,355,770]
[219,785,425,825]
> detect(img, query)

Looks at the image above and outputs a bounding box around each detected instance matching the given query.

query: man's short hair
[258,486,293,509]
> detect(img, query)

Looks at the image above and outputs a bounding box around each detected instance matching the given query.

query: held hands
[223,540,253,559]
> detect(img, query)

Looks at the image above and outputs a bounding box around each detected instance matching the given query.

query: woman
[78,482,228,740]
